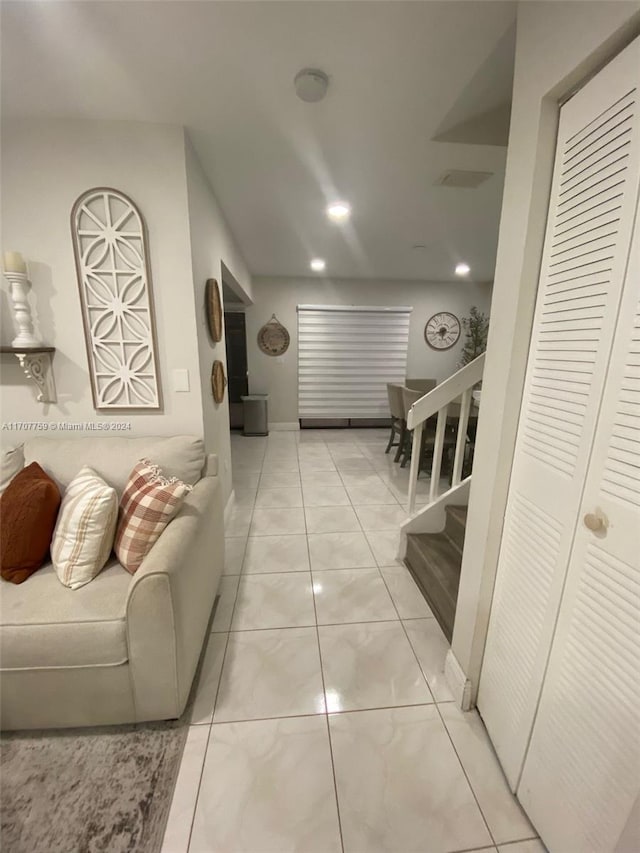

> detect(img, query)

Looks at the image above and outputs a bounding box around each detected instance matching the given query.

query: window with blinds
[297,305,412,420]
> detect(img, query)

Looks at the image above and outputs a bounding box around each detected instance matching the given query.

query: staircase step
[404,532,463,642]
[445,504,468,553]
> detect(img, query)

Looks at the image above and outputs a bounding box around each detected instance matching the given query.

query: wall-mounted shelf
[0,346,57,403]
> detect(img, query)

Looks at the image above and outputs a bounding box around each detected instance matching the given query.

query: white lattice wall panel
[71,188,161,410]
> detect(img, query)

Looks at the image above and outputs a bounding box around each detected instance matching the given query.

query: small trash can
[241,394,269,436]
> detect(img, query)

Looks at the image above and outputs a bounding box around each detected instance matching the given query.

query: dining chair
[385,383,406,461]
[405,378,437,393]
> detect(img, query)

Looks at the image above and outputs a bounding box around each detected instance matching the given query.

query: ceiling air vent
[435,170,493,188]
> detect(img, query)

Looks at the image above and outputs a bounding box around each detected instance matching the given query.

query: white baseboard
[269,422,300,431]
[445,649,473,710]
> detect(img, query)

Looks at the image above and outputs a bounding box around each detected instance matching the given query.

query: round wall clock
[205,279,223,343]
[424,312,461,350]
[257,314,290,356]
[211,359,227,403]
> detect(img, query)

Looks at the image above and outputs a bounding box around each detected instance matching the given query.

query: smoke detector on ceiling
[294,68,329,103]
[435,170,493,188]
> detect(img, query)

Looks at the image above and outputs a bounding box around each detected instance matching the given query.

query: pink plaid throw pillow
[115,459,192,574]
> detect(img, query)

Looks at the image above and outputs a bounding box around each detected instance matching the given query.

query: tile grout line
[330,437,494,846]
[190,699,453,727]
[333,452,388,574]
[375,539,501,848]
[183,448,266,853]
[213,615,431,633]
[301,439,347,853]
[377,563,437,703]
[218,433,510,853]
[432,675,498,848]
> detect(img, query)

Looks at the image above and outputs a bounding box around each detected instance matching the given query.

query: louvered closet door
[518,188,640,853]
[478,36,640,789]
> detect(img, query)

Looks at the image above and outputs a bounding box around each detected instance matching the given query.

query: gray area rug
[0,716,189,853]
[1,593,219,852]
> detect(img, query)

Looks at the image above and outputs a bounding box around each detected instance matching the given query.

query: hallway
[162,429,542,853]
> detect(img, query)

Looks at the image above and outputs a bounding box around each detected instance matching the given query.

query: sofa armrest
[125,475,224,721]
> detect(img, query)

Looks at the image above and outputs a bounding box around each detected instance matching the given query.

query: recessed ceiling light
[455,263,471,276]
[310,258,326,272]
[326,201,351,222]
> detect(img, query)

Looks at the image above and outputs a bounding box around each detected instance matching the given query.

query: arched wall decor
[70,187,162,410]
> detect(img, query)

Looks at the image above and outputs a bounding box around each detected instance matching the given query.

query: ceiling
[1,1,516,282]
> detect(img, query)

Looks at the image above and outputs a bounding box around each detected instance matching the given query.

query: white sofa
[0,434,224,730]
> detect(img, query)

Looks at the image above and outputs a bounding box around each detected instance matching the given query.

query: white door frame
[448,6,640,709]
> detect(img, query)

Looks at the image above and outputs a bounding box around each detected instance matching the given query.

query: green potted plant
[459,306,490,367]
[459,306,490,400]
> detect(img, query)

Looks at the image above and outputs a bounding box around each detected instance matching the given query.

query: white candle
[3,251,27,274]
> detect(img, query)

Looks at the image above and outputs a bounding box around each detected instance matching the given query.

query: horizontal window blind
[297,304,412,419]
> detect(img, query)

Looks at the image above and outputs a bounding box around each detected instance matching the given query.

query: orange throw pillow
[0,461,62,584]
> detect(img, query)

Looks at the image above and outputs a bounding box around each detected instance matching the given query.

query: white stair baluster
[429,405,449,503]
[451,388,472,486]
[407,420,423,514]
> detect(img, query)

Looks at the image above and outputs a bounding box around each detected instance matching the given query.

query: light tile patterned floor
[162,429,541,853]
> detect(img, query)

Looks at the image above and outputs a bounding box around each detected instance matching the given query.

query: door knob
[583,511,608,533]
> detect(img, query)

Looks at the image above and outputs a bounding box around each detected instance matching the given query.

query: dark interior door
[224,311,248,429]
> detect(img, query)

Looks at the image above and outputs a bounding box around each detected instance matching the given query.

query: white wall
[453,1,640,699]
[246,276,492,425]
[1,118,203,441]
[184,134,253,502]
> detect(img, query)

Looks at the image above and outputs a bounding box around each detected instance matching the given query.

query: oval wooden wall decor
[206,278,223,343]
[70,187,162,411]
[211,359,226,404]
[257,314,290,356]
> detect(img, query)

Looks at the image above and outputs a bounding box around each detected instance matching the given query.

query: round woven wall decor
[257,314,290,356]
[211,359,226,404]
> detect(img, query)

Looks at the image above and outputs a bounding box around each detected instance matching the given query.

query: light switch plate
[172,369,190,392]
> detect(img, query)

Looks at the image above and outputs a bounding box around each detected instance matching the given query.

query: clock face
[424,312,461,350]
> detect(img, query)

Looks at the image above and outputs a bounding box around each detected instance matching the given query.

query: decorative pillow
[51,466,118,589]
[0,462,62,584]
[1,445,24,494]
[115,459,192,574]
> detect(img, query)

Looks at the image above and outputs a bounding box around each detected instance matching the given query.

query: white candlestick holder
[5,270,42,348]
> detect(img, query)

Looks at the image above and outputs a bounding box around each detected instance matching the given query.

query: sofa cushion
[0,560,129,670]
[115,460,192,573]
[51,466,118,589]
[0,462,62,584]
[23,435,205,495]
[1,444,24,494]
